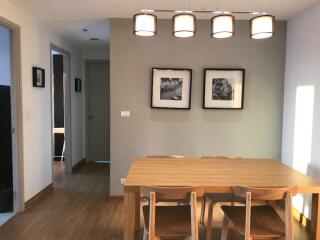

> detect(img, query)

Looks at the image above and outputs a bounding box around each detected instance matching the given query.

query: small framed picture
[75,78,81,92]
[203,68,245,109]
[32,67,45,88]
[151,68,192,109]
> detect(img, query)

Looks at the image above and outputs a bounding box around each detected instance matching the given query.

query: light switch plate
[120,178,126,185]
[120,111,131,118]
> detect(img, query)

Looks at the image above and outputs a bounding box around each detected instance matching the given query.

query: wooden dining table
[123,157,320,240]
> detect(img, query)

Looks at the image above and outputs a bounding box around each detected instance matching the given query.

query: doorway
[50,45,72,185]
[85,60,110,163]
[0,19,23,225]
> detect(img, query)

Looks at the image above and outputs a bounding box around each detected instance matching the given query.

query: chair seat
[221,205,285,239]
[143,205,191,238]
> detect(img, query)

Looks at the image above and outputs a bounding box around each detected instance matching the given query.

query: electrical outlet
[120,178,126,185]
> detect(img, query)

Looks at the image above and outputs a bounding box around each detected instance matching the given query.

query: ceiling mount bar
[141,9,266,15]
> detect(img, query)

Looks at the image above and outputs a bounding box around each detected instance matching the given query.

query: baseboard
[72,158,86,172]
[269,200,311,232]
[109,195,123,200]
[293,207,311,232]
[24,183,53,211]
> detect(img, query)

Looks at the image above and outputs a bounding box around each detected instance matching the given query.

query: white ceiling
[9,0,320,48]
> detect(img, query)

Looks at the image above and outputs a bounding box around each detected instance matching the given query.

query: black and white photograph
[160,78,183,100]
[212,78,234,100]
[203,69,245,109]
[32,67,45,88]
[151,68,192,109]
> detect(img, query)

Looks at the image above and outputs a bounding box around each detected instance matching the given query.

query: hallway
[0,163,116,240]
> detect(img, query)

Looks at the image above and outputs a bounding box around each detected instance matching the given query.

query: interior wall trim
[72,158,86,172]
[24,183,53,211]
[0,16,24,213]
[50,43,73,174]
[293,207,311,232]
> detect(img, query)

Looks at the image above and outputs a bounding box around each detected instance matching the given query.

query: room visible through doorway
[50,46,72,184]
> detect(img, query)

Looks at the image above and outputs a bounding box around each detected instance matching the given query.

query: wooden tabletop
[124,157,320,193]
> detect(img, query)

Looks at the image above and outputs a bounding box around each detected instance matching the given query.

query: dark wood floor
[0,162,310,240]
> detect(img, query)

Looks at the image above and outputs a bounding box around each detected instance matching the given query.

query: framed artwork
[75,78,82,92]
[203,68,245,109]
[32,67,45,88]
[151,68,192,109]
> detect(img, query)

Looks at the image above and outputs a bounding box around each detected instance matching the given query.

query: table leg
[311,193,320,240]
[124,191,140,240]
[135,192,140,232]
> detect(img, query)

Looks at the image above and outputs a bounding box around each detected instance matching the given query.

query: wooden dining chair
[220,186,297,240]
[200,156,244,240]
[141,186,203,240]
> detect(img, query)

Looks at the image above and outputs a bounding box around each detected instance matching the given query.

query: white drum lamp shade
[250,15,275,39]
[173,13,196,38]
[133,13,157,36]
[211,15,235,38]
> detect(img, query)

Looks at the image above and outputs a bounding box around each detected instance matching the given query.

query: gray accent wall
[110,19,287,195]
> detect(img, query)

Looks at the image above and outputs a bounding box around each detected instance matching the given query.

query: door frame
[50,44,73,174]
[84,60,109,162]
[0,17,24,212]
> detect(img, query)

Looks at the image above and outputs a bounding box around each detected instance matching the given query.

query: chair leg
[206,201,214,240]
[61,140,65,162]
[200,196,206,224]
[220,216,230,240]
[143,228,148,240]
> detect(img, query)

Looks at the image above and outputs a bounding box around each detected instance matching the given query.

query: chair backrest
[233,186,297,201]
[141,186,203,202]
[232,186,297,240]
[146,155,185,159]
[142,186,201,240]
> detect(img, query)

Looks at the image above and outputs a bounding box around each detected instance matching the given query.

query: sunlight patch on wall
[292,85,314,219]
[292,85,314,174]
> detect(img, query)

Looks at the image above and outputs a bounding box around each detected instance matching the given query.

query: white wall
[70,50,84,167]
[0,26,10,86]
[0,0,84,201]
[282,1,320,218]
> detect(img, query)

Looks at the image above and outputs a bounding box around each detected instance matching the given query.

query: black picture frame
[75,78,81,92]
[203,68,245,109]
[151,68,192,109]
[32,67,45,88]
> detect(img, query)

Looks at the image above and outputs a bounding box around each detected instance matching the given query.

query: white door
[86,61,109,162]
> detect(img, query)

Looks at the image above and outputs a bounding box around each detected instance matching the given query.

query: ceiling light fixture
[211,15,235,38]
[250,15,275,39]
[173,13,196,38]
[133,13,157,37]
[133,9,275,39]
